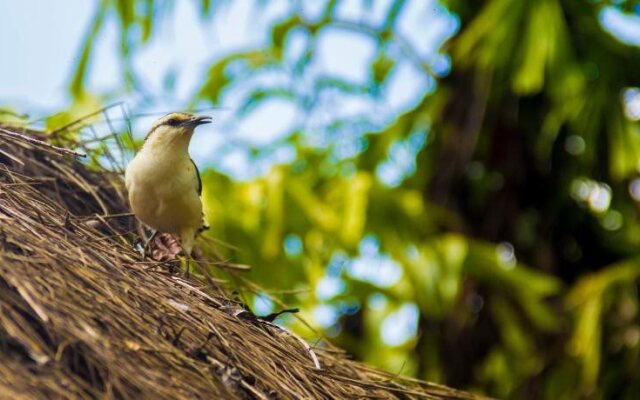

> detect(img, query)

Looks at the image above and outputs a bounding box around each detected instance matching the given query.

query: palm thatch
[0,124,482,399]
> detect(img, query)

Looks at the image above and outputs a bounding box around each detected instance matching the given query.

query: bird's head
[143,112,212,152]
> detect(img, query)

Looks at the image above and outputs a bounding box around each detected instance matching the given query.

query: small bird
[125,112,211,257]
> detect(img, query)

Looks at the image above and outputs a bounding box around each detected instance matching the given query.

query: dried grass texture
[0,124,483,399]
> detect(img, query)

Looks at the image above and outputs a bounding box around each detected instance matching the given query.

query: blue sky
[5,0,636,179]
[0,1,92,109]
[0,1,459,176]
[2,1,639,120]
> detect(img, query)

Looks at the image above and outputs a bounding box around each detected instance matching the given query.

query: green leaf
[194,51,271,106]
[69,0,108,97]
[285,176,339,232]
[262,167,283,260]
[568,296,602,389]
[271,16,301,60]
[465,240,562,330]
[341,172,373,247]
[372,53,394,84]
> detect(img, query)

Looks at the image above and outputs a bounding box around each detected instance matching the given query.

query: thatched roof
[0,125,481,399]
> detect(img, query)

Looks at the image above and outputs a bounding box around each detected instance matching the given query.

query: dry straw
[0,123,484,399]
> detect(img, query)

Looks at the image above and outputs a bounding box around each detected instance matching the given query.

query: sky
[0,1,92,108]
[2,0,636,177]
[1,2,639,130]
[0,0,459,175]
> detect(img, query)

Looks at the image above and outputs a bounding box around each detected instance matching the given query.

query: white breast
[125,148,202,235]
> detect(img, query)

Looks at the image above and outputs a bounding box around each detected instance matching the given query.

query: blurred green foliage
[46,0,640,398]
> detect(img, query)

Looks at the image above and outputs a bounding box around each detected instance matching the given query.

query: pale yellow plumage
[125,112,211,255]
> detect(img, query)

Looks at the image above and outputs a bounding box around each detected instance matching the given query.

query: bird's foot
[147,233,182,262]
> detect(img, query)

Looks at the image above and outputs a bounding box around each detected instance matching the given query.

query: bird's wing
[191,158,202,196]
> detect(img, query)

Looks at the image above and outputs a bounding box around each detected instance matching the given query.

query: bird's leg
[143,230,159,256]
[179,229,196,278]
[177,254,197,279]
[182,257,191,278]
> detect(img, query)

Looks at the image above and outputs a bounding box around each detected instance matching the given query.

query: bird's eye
[166,118,179,126]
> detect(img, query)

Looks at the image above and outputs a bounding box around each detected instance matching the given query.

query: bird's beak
[185,115,212,127]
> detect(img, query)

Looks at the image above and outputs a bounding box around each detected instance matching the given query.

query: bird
[125,112,211,258]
